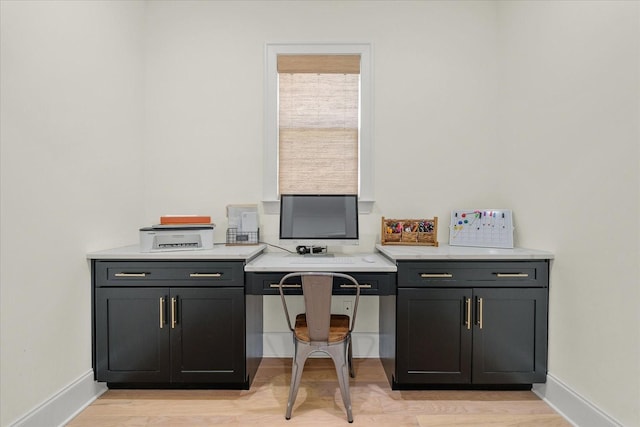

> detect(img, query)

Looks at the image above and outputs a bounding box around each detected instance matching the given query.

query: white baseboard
[263,332,379,358]
[10,356,622,427]
[533,374,623,427]
[9,370,107,427]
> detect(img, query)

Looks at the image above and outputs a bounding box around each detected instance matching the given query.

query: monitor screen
[279,194,359,243]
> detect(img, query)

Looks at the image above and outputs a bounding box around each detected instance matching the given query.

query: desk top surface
[375,244,554,260]
[86,244,267,260]
[244,252,398,272]
[86,243,553,265]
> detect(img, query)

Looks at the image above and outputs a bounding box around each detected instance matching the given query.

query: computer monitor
[279,194,359,252]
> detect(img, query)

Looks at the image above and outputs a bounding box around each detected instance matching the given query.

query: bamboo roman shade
[278,54,360,195]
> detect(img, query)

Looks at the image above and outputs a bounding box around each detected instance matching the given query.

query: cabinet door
[472,288,548,384]
[170,288,245,384]
[397,288,472,384]
[95,287,170,383]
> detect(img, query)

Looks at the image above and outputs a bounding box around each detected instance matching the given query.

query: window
[264,43,373,214]
[278,55,359,195]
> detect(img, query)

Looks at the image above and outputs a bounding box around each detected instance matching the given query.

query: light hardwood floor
[67,358,570,426]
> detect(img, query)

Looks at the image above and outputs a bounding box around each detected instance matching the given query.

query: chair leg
[347,336,355,378]
[328,344,354,423]
[286,343,312,420]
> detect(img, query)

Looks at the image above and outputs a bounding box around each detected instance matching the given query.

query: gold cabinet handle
[115,272,147,277]
[465,297,471,330]
[339,283,372,289]
[189,273,222,278]
[159,297,165,329]
[171,297,177,329]
[420,273,453,278]
[477,297,484,329]
[495,273,529,278]
[270,283,301,288]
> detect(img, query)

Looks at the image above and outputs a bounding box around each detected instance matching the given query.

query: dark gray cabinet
[396,288,472,384]
[92,260,261,389]
[96,287,171,383]
[471,287,547,384]
[382,260,549,389]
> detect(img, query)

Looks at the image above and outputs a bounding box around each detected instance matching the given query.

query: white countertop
[375,243,554,260]
[244,252,398,272]
[87,243,552,264]
[87,244,266,260]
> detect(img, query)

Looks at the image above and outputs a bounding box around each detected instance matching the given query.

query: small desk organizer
[226,228,260,246]
[381,217,438,246]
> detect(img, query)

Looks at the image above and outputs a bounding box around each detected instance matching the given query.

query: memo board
[449,209,514,249]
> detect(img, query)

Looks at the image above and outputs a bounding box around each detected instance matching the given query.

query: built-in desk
[88,243,553,390]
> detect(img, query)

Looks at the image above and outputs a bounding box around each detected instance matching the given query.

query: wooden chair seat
[294,313,350,343]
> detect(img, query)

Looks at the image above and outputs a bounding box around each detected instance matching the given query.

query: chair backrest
[301,274,333,341]
[278,272,361,342]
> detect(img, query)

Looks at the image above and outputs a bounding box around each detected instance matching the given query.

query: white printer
[139,224,215,252]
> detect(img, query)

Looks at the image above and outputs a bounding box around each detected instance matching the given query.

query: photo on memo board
[449,209,514,249]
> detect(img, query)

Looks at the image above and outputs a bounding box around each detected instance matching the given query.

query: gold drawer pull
[339,283,372,289]
[420,273,453,278]
[115,272,147,277]
[270,283,302,288]
[495,273,529,278]
[189,273,222,278]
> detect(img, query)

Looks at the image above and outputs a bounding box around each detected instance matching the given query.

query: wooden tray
[381,217,438,246]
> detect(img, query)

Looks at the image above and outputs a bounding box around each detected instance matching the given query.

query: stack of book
[156,215,214,227]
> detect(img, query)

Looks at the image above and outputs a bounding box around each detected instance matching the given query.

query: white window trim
[263,42,374,214]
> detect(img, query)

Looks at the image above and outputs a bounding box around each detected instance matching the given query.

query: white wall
[1,1,638,427]
[142,0,500,246]
[0,1,146,426]
[497,2,639,426]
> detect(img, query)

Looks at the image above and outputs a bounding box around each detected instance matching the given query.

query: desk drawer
[94,261,244,287]
[246,272,394,295]
[398,260,548,288]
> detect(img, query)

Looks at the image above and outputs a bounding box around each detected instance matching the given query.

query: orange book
[160,215,211,225]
